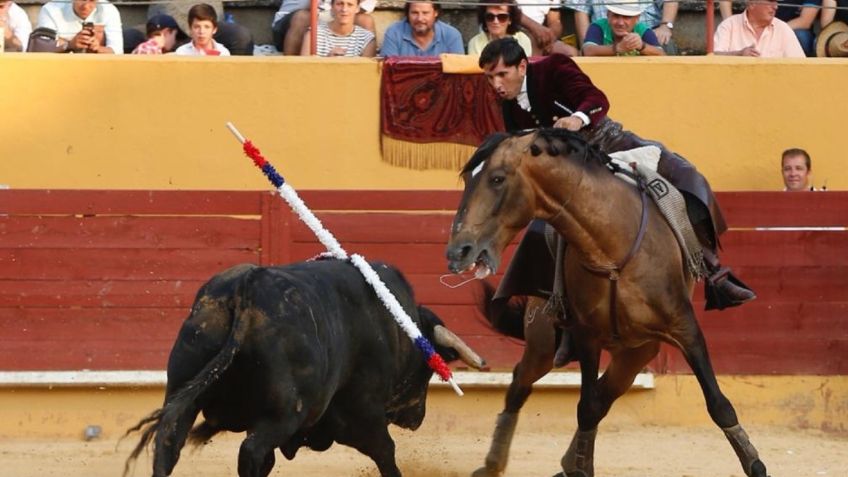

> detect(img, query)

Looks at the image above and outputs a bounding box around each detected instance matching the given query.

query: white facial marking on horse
[471,161,485,178]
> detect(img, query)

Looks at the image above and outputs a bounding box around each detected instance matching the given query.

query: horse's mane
[460,128,610,177]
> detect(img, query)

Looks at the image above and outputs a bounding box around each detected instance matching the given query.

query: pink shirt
[714,12,805,58]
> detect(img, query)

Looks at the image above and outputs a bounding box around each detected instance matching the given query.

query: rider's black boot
[703,248,756,311]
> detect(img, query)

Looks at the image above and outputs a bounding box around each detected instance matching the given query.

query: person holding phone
[37,0,123,53]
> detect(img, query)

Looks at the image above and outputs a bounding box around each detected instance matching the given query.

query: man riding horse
[478,37,755,364]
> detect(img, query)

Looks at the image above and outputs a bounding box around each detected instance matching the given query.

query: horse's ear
[529,143,542,157]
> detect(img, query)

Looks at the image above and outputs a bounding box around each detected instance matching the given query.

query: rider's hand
[552,115,584,132]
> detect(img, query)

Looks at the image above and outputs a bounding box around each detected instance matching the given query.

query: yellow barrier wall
[1,376,845,438]
[0,55,845,191]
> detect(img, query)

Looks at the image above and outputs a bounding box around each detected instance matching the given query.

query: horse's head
[445,130,542,277]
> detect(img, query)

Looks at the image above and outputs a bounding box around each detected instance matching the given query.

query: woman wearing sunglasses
[467,0,533,56]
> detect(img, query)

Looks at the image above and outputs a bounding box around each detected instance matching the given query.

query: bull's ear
[417,305,445,328]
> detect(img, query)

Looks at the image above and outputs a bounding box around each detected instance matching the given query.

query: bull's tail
[123,268,255,477]
[477,282,527,341]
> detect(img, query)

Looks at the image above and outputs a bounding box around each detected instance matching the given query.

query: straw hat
[816,21,848,57]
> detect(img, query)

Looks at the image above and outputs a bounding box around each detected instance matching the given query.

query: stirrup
[705,268,756,311]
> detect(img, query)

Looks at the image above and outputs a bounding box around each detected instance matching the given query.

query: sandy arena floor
[1,424,845,476]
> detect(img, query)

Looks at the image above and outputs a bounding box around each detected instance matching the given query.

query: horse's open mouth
[462,251,494,279]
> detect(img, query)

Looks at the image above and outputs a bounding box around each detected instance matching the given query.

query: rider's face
[483,58,527,101]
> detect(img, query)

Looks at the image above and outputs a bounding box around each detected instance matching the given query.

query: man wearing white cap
[582,0,665,56]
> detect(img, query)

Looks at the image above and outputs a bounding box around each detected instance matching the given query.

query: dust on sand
[1,424,845,476]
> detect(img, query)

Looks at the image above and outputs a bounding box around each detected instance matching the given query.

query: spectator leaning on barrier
[467,0,534,56]
[131,14,182,54]
[714,0,805,57]
[37,0,123,54]
[581,0,665,56]
[566,0,678,54]
[380,1,464,56]
[781,148,815,191]
[0,0,31,52]
[819,0,848,57]
[273,0,375,55]
[174,3,229,56]
[515,0,578,56]
[721,0,819,56]
[300,0,376,56]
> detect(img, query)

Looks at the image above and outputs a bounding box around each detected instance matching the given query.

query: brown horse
[445,129,767,477]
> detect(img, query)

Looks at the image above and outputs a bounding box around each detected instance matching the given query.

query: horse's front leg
[557,340,659,477]
[672,308,768,477]
[473,297,556,477]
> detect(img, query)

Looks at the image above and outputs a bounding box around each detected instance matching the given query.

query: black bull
[124,260,485,477]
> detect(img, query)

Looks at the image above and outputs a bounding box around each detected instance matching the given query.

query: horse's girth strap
[582,182,649,340]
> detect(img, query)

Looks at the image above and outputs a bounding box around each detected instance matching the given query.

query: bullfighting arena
[3,426,846,476]
[1,56,847,477]
[2,388,847,476]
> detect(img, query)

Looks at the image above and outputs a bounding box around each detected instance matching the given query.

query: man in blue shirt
[380,1,464,56]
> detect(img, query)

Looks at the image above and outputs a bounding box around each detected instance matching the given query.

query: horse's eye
[490,175,505,186]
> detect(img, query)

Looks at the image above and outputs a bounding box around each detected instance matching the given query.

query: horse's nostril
[446,243,473,263]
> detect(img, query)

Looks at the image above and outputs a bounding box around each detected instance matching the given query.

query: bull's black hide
[124,260,482,477]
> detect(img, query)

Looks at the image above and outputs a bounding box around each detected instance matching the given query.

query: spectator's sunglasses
[485,13,510,23]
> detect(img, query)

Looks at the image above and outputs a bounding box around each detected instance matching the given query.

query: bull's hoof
[471,466,501,477]
[750,459,768,477]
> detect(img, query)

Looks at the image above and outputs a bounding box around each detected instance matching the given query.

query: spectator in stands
[273,0,375,55]
[567,0,679,54]
[1,0,31,52]
[174,3,229,56]
[515,0,578,56]
[815,17,848,56]
[721,0,819,56]
[37,0,123,54]
[714,0,805,57]
[467,0,533,56]
[782,148,815,191]
[581,0,665,56]
[131,14,182,54]
[300,0,375,56]
[821,0,848,28]
[125,0,252,55]
[380,1,464,56]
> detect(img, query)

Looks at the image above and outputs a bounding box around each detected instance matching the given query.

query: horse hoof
[471,466,501,477]
[552,472,590,477]
[749,459,768,477]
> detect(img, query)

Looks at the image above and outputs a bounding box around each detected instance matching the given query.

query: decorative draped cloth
[380,55,505,170]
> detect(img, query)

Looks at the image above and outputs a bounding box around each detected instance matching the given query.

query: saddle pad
[608,146,661,186]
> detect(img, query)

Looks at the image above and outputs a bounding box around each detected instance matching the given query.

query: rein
[580,173,649,341]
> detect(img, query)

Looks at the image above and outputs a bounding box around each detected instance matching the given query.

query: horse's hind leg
[558,341,659,477]
[673,309,768,477]
[473,297,556,477]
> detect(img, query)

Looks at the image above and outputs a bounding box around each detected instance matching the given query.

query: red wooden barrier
[0,190,845,374]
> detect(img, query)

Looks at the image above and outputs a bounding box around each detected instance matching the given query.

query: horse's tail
[122,265,256,477]
[477,282,527,340]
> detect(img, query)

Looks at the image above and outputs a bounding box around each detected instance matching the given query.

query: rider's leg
[686,196,756,310]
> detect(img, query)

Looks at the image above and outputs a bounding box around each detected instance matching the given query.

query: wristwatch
[662,21,674,29]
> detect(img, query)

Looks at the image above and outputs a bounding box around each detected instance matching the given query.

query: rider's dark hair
[479,37,527,69]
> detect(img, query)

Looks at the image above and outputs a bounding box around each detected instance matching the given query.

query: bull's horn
[433,325,486,370]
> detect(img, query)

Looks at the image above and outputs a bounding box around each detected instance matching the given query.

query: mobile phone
[82,22,94,31]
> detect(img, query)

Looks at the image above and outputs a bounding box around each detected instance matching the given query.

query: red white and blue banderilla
[226,122,462,396]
